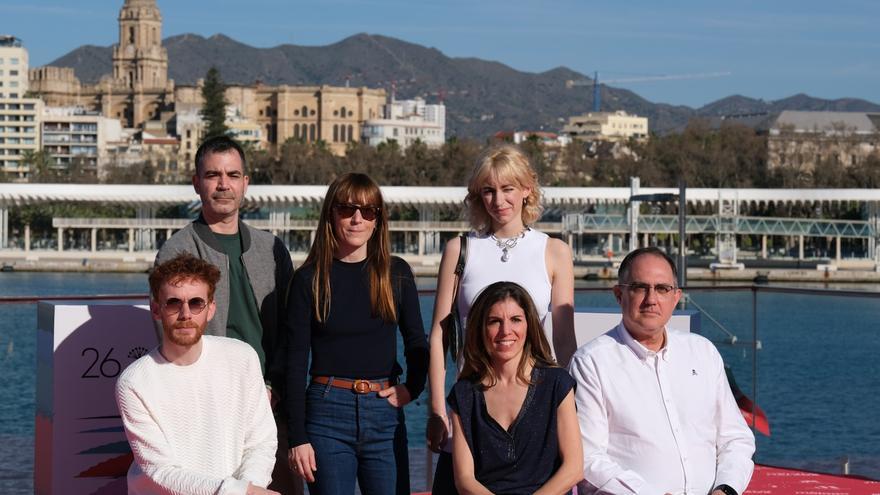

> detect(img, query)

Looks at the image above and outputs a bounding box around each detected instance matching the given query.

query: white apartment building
[0,35,28,98]
[362,97,446,148]
[41,106,123,174]
[174,105,261,172]
[562,110,649,142]
[0,36,41,180]
[0,98,42,180]
[226,105,262,147]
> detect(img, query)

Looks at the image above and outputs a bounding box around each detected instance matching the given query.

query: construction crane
[566,71,732,112]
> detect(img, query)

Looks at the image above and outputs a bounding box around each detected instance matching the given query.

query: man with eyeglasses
[568,247,755,495]
[116,253,279,494]
[156,135,297,493]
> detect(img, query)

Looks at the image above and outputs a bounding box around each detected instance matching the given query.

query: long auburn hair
[459,281,556,387]
[303,172,396,323]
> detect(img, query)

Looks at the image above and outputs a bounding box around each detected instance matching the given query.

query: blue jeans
[305,379,409,495]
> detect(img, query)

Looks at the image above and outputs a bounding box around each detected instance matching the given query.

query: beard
[164,319,205,347]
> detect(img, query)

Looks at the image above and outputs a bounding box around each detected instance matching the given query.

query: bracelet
[429,413,448,420]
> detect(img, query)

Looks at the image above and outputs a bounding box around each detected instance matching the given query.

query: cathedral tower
[112,0,168,90]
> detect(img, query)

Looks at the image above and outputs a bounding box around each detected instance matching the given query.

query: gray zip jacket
[155,215,294,393]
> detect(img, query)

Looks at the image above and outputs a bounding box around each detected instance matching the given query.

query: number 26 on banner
[81,347,121,378]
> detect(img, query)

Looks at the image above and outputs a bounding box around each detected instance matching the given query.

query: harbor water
[1,272,879,493]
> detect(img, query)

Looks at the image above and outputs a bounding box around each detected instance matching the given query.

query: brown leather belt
[311,376,391,394]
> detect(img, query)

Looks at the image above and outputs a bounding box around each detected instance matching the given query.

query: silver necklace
[490,229,527,262]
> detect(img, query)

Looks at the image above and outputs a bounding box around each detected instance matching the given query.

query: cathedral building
[28,0,386,166]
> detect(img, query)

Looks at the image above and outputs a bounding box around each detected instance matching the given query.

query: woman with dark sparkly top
[448,281,582,494]
[427,145,576,492]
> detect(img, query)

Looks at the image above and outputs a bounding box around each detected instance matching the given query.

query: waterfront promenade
[4,183,880,280]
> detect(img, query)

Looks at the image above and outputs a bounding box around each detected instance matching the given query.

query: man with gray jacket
[155,135,296,493]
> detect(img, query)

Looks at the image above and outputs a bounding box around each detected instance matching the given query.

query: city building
[0,36,42,181]
[561,110,649,142]
[767,111,880,170]
[28,0,386,158]
[362,97,446,148]
[0,98,42,180]
[102,130,180,183]
[226,106,261,147]
[0,35,28,98]
[172,104,202,169]
[41,107,123,176]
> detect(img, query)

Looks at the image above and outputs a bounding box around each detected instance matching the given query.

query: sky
[4,0,880,109]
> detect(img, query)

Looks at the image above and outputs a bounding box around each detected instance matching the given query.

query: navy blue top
[448,366,576,495]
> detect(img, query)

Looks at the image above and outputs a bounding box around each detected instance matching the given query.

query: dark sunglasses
[162,297,209,315]
[334,203,380,221]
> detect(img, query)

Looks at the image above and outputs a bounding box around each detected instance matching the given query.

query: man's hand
[426,413,450,453]
[288,444,317,483]
[378,384,411,408]
[246,483,280,494]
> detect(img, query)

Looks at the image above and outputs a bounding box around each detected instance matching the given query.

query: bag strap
[454,233,467,277]
[448,234,467,312]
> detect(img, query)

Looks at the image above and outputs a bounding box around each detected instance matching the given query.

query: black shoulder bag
[441,234,468,364]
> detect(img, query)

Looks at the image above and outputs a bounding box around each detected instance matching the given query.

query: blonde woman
[286,173,428,494]
[427,145,576,492]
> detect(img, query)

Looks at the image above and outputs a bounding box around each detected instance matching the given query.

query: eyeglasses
[162,297,209,315]
[618,283,679,297]
[334,203,380,221]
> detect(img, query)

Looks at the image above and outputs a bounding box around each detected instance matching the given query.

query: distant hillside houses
[766,111,880,170]
[561,110,649,142]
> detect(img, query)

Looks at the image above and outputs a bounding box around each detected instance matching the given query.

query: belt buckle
[352,379,371,394]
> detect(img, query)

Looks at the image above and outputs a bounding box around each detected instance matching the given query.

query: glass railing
[1,281,878,493]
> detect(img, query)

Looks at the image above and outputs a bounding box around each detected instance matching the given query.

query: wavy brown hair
[465,144,543,234]
[303,173,396,323]
[459,281,556,387]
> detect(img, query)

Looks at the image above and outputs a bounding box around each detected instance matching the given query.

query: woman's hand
[426,413,450,453]
[288,444,317,483]
[378,384,411,407]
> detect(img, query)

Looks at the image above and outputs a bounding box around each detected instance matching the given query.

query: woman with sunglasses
[427,144,576,493]
[448,281,582,495]
[286,173,429,495]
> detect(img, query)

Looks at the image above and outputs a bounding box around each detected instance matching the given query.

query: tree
[200,66,229,142]
[102,157,156,184]
[21,150,56,183]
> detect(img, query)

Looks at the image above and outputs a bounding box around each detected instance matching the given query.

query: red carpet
[745,464,880,494]
[412,464,880,495]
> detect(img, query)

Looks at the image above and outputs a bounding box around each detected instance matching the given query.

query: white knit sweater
[115,335,277,495]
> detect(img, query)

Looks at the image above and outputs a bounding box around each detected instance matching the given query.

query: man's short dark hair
[149,253,221,301]
[617,246,678,285]
[194,135,246,176]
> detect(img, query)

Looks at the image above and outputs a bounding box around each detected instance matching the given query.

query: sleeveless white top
[457,228,553,335]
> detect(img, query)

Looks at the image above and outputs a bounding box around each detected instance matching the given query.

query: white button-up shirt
[568,323,755,495]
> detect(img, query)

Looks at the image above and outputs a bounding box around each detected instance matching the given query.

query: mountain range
[48,33,880,138]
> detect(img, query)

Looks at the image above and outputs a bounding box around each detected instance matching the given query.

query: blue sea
[1,272,879,493]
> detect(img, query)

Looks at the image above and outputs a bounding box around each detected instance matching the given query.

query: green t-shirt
[214,231,266,375]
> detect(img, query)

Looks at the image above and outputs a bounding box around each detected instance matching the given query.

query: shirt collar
[617,322,672,361]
